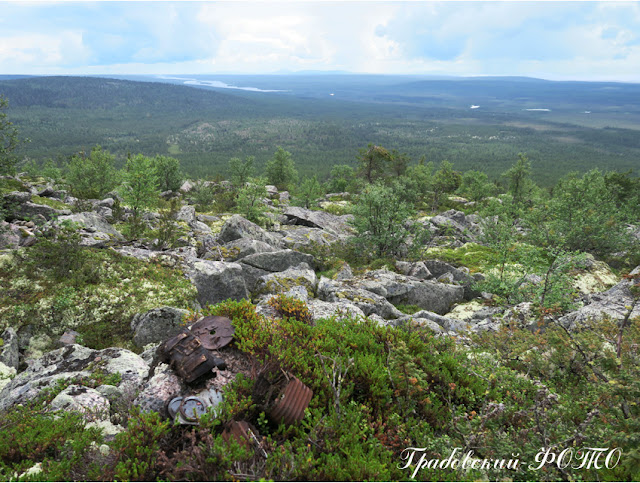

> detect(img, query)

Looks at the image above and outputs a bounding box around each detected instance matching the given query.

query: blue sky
[2,1,640,81]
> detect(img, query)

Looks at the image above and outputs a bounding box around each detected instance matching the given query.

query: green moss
[0,177,29,194]
[31,195,71,210]
[424,242,496,273]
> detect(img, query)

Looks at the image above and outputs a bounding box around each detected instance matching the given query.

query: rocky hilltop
[0,172,638,482]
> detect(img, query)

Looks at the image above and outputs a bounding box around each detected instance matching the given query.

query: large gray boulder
[355,269,465,315]
[279,225,341,249]
[217,214,279,247]
[131,307,190,347]
[317,277,404,319]
[0,327,19,369]
[176,205,196,224]
[389,280,464,315]
[423,260,479,300]
[57,212,122,246]
[0,345,149,412]
[255,263,318,298]
[187,259,249,307]
[13,201,71,220]
[133,363,186,416]
[240,249,315,272]
[560,268,640,330]
[306,299,366,322]
[222,237,276,261]
[283,206,354,236]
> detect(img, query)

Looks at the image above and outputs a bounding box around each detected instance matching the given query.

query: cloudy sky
[1,1,640,81]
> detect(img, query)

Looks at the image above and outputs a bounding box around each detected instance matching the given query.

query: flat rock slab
[283,206,354,236]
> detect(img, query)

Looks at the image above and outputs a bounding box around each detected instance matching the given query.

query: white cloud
[0,31,88,71]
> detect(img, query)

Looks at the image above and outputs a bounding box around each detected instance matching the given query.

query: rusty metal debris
[222,421,267,458]
[190,316,235,350]
[269,376,313,426]
[159,329,218,383]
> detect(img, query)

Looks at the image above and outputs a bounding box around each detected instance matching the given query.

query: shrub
[66,145,120,199]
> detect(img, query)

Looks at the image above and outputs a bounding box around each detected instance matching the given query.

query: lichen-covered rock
[283,206,354,236]
[176,205,196,224]
[50,385,111,421]
[131,306,190,347]
[133,363,185,416]
[217,214,279,247]
[279,225,340,249]
[240,249,315,272]
[355,269,465,315]
[305,298,366,322]
[0,362,16,393]
[13,201,71,220]
[411,310,469,333]
[317,277,404,319]
[58,212,120,236]
[0,345,149,412]
[222,237,276,261]
[255,263,318,298]
[560,269,640,330]
[0,327,19,369]
[187,259,249,307]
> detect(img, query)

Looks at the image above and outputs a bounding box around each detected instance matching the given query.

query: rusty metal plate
[269,377,313,426]
[190,316,235,350]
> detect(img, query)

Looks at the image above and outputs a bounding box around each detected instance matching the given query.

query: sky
[1,1,640,81]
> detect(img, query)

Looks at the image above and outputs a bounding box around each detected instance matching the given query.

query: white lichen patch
[445,300,485,320]
[573,260,619,294]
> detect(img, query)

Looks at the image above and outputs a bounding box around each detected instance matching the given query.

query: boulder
[0,328,19,369]
[255,263,318,298]
[187,259,249,307]
[279,225,340,249]
[0,345,149,412]
[560,270,640,330]
[239,249,315,272]
[50,385,111,421]
[176,205,196,224]
[217,214,280,247]
[0,362,16,393]
[3,191,32,203]
[309,299,365,321]
[355,269,465,315]
[411,310,469,332]
[57,212,121,237]
[133,363,186,417]
[131,307,190,347]
[283,206,354,236]
[317,277,404,319]
[222,237,276,261]
[13,201,71,220]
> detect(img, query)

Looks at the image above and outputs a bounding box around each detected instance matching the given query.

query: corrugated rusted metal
[269,376,313,426]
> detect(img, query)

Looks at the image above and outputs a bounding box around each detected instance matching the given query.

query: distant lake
[156,75,286,93]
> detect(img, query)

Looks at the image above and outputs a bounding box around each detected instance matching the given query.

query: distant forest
[1,75,639,186]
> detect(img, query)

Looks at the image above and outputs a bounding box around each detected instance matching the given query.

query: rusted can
[269,377,313,426]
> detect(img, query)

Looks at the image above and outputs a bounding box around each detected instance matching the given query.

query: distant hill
[0,76,255,113]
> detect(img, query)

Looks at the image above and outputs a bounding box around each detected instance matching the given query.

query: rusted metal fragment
[269,377,313,426]
[222,420,267,457]
[190,316,235,350]
[159,329,217,383]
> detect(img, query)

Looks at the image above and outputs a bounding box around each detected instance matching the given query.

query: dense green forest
[1,75,639,186]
